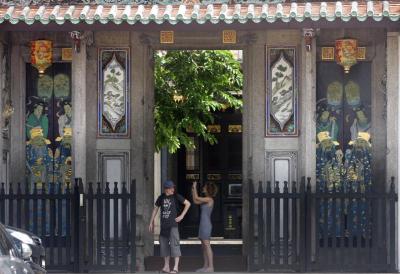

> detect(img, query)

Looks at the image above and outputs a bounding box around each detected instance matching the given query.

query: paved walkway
[55,272,398,274]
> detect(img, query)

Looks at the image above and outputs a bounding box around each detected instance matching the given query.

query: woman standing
[191,181,218,273]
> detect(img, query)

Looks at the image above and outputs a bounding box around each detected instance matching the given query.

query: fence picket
[257,181,264,268]
[105,182,111,266]
[96,182,103,267]
[248,179,255,272]
[65,182,72,267]
[291,181,297,268]
[87,182,94,269]
[122,182,128,269]
[49,184,55,266]
[265,181,272,270]
[113,182,119,267]
[273,181,280,265]
[389,178,396,271]
[283,181,289,266]
[9,184,13,226]
[130,179,136,273]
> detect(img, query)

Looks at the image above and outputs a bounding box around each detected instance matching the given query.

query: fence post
[389,177,396,272]
[78,178,86,272]
[305,177,312,271]
[248,179,255,272]
[299,177,306,271]
[73,178,80,272]
[0,183,5,223]
[130,179,136,272]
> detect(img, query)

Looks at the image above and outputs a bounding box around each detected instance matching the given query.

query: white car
[0,223,34,274]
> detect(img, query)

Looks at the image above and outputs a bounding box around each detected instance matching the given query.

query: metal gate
[249,177,397,272]
[0,178,136,272]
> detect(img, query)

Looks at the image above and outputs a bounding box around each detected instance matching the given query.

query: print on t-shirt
[156,194,185,229]
[162,197,172,219]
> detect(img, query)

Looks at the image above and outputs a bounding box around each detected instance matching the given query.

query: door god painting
[25,63,72,235]
[26,63,72,190]
[266,47,298,136]
[98,48,130,138]
[316,61,372,238]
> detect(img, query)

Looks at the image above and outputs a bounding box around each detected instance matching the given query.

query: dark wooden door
[25,63,72,189]
[316,61,372,192]
[178,108,243,239]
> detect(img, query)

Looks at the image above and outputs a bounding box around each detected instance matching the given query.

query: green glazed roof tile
[0,1,398,26]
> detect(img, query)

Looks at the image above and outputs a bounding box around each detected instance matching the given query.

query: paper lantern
[335,39,358,74]
[31,40,53,75]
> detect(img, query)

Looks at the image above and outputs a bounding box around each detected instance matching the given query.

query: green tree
[155,50,243,153]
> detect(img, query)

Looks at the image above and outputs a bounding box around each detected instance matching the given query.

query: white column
[300,29,317,186]
[387,32,400,271]
[72,39,87,183]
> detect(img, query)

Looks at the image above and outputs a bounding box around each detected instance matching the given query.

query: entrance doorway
[178,107,243,239]
[154,50,244,241]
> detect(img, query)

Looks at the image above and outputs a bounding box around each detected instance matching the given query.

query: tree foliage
[154,50,243,153]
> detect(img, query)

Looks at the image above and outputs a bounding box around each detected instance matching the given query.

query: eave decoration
[30,40,52,75]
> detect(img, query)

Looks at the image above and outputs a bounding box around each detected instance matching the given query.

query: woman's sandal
[170,270,179,274]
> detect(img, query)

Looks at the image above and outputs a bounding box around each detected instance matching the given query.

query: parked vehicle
[5,226,46,274]
[0,223,35,274]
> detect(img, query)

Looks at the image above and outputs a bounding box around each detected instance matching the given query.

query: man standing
[149,180,191,274]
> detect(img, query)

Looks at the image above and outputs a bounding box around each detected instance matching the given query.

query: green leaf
[155,50,243,153]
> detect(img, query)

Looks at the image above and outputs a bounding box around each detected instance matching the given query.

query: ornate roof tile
[0,1,398,25]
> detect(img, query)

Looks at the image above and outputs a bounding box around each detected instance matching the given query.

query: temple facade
[0,0,399,271]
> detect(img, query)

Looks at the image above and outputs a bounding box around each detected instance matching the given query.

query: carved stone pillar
[131,32,155,271]
[386,32,400,186]
[0,42,3,183]
[10,43,25,184]
[386,31,400,270]
[300,28,317,185]
[71,33,88,183]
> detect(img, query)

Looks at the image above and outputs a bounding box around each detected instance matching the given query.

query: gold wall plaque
[222,30,237,44]
[186,173,200,180]
[357,47,366,60]
[228,125,242,133]
[61,48,73,61]
[160,31,174,44]
[207,125,221,133]
[321,47,334,61]
[207,174,222,180]
[228,173,242,180]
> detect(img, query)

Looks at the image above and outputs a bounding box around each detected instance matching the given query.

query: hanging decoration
[30,40,53,75]
[335,38,358,74]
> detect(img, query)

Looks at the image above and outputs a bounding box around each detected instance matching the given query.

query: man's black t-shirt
[155,193,185,232]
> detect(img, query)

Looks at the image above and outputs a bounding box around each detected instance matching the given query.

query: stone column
[72,35,87,183]
[10,43,25,184]
[0,41,4,183]
[387,32,399,186]
[387,31,400,270]
[300,29,317,186]
[131,32,155,271]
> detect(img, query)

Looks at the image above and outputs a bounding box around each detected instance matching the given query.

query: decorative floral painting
[98,48,130,138]
[266,47,298,137]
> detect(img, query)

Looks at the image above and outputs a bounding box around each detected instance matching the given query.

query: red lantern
[335,39,358,74]
[31,40,53,75]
